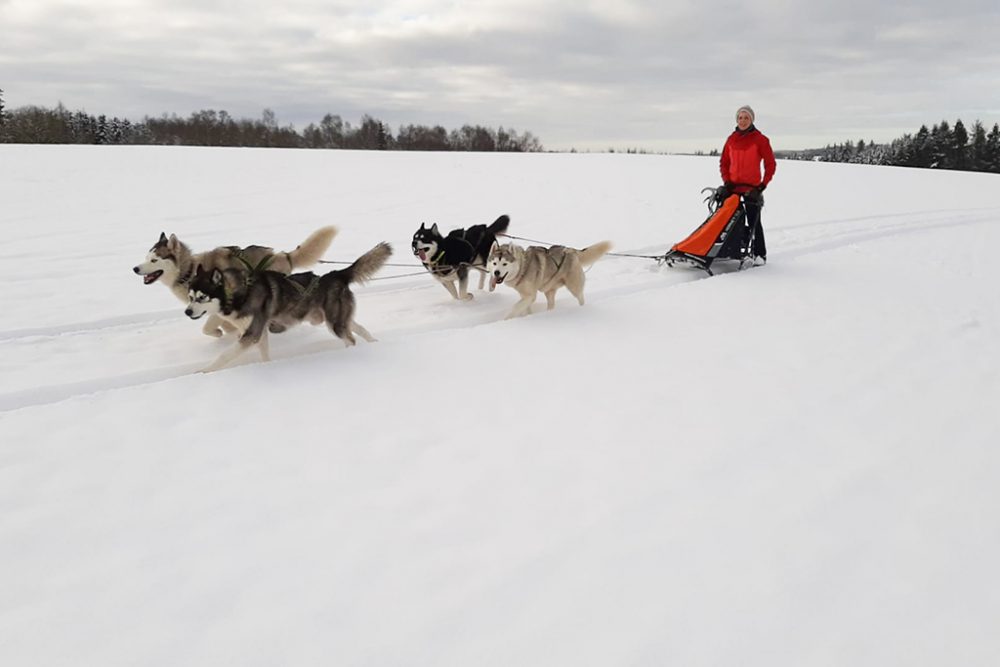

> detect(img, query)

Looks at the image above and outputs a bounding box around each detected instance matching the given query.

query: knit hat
[736,105,755,123]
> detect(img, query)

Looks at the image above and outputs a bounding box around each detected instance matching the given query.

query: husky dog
[487,241,612,319]
[184,242,392,373]
[134,226,338,337]
[411,215,510,300]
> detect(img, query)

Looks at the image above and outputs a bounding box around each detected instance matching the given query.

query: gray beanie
[736,105,755,123]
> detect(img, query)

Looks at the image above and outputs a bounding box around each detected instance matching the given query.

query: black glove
[714,183,732,203]
[744,187,764,204]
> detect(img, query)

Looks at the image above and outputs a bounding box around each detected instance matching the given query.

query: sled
[660,188,758,276]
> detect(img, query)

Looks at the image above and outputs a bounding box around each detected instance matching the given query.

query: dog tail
[342,242,393,285]
[578,240,613,267]
[488,214,511,235]
[288,225,338,269]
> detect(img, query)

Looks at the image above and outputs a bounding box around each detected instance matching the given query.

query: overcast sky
[3,0,999,152]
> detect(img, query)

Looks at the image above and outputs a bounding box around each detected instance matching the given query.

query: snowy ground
[1,145,998,666]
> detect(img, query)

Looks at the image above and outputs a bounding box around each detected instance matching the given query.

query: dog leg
[258,329,271,362]
[457,269,473,301]
[352,321,377,343]
[200,315,262,372]
[506,293,537,319]
[442,280,460,300]
[545,289,558,310]
[202,313,228,337]
[567,280,585,306]
[330,321,357,347]
[201,342,252,373]
[478,270,487,290]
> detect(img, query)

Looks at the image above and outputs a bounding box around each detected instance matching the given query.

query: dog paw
[460,293,474,301]
[203,328,224,338]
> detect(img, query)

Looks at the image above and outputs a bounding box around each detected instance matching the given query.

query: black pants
[743,200,767,259]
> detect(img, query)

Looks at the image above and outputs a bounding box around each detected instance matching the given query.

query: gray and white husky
[185,242,392,372]
[487,241,612,319]
[133,226,338,336]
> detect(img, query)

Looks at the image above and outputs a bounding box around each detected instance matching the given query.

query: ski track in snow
[0,311,179,342]
[1,207,995,413]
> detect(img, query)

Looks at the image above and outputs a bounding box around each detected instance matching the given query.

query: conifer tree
[969,120,989,171]
[930,121,951,168]
[96,115,108,144]
[951,119,969,170]
[986,123,1000,173]
[912,125,931,167]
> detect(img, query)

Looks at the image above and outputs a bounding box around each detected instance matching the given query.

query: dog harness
[423,249,458,277]
[286,274,321,300]
[233,249,280,275]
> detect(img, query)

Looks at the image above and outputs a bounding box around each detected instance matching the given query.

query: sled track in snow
[0,278,434,343]
[1,208,995,413]
[776,208,999,259]
[0,310,181,343]
[779,205,999,231]
[0,364,205,413]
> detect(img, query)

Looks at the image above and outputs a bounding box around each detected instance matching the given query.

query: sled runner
[661,187,759,276]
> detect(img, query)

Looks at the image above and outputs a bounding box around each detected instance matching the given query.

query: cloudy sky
[2,0,999,152]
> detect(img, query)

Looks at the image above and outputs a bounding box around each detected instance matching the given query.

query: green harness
[287,274,322,300]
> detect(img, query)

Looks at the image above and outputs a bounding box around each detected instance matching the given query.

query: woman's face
[736,111,753,130]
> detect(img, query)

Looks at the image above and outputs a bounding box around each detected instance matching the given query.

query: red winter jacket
[720,127,776,194]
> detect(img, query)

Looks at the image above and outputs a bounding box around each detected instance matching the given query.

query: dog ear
[430,223,439,235]
[167,234,180,251]
[419,222,426,231]
[158,232,168,245]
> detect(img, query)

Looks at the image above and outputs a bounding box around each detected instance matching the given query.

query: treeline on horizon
[0,92,543,152]
[781,119,1000,173]
[2,90,999,172]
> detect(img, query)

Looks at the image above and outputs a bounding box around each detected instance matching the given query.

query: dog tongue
[418,250,427,262]
[143,274,158,284]
[489,275,497,291]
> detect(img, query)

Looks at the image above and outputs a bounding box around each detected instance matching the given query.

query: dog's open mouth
[490,272,506,291]
[143,270,163,285]
[416,249,427,262]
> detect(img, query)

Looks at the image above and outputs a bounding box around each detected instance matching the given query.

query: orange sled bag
[661,194,753,275]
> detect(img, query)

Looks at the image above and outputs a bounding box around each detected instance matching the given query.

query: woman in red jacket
[720,105,775,264]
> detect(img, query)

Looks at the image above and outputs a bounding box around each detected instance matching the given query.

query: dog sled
[660,187,762,276]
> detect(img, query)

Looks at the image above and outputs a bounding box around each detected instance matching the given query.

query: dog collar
[221,284,234,312]
[178,264,195,287]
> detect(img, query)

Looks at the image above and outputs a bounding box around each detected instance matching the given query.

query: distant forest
[0,90,543,152]
[780,119,1000,173]
[2,90,999,171]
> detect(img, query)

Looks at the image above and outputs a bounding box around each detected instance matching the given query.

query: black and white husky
[134,226,338,336]
[411,215,510,300]
[184,242,392,372]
